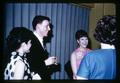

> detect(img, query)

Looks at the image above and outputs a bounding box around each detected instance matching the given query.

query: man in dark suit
[27,15,57,80]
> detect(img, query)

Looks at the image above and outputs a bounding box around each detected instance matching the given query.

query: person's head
[75,29,89,48]
[7,27,32,53]
[32,15,51,37]
[94,15,116,45]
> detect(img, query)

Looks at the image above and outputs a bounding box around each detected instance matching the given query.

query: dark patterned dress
[4,52,32,80]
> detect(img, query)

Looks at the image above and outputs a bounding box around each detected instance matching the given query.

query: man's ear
[36,24,41,29]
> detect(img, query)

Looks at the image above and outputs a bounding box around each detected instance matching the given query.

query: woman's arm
[14,60,25,80]
[70,52,77,79]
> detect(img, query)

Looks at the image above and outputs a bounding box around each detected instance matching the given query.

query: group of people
[4,15,58,80]
[71,15,116,80]
[3,15,116,80]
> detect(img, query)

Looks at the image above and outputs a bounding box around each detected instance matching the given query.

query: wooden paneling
[73,3,95,8]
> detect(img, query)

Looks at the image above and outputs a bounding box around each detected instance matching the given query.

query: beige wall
[88,3,116,49]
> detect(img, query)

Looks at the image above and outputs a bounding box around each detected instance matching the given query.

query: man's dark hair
[32,15,50,30]
[94,15,116,45]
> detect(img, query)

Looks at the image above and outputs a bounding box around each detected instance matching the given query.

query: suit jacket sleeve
[27,34,51,79]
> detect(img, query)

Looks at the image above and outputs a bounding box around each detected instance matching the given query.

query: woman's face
[24,40,32,53]
[77,37,88,48]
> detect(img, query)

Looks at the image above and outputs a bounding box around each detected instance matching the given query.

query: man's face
[36,20,51,37]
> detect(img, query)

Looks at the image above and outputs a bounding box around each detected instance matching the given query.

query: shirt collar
[33,31,44,47]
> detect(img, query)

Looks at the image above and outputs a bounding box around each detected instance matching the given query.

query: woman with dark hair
[76,15,116,79]
[4,27,34,80]
[70,29,91,79]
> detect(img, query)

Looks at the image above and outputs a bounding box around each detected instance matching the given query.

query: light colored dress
[4,52,32,80]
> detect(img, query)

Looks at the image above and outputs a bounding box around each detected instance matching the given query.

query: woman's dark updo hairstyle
[94,15,116,45]
[6,27,32,52]
[75,29,89,40]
